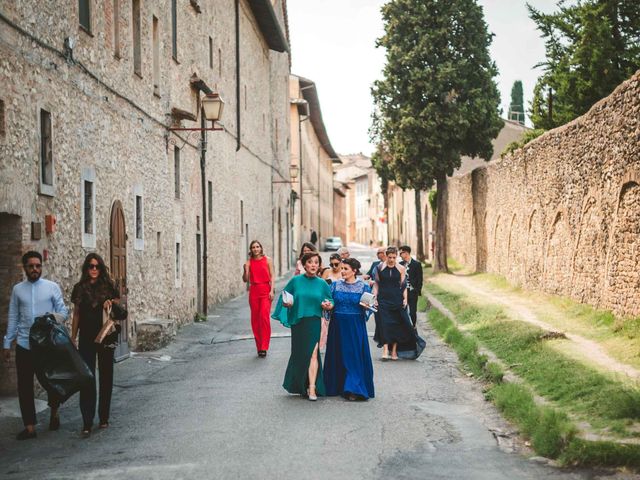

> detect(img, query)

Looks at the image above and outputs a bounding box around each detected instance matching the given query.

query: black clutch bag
[111,302,128,321]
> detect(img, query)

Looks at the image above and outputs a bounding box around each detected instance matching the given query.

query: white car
[324,236,343,251]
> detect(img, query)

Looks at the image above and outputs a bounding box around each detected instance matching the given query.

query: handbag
[94,304,122,347]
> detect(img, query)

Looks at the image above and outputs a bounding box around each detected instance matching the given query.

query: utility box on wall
[45,214,56,234]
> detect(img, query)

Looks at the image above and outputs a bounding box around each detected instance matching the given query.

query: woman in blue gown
[324,258,375,401]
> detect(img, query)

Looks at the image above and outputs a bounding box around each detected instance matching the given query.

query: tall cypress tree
[509,80,525,124]
[371,0,502,271]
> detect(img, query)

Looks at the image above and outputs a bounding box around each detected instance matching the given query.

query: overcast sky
[287,0,565,157]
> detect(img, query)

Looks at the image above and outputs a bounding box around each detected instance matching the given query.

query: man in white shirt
[3,251,68,440]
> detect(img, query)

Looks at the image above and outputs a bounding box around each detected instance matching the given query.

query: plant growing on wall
[371,0,502,271]
[529,0,640,129]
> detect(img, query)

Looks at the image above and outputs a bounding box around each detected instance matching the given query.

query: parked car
[324,236,343,251]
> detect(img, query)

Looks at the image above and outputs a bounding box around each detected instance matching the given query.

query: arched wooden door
[110,200,129,361]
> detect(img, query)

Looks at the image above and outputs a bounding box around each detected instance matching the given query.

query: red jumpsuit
[248,256,272,352]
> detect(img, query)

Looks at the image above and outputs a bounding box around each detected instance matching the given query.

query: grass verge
[425,284,640,468]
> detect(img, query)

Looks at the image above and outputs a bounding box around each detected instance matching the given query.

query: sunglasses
[88,264,100,270]
[330,262,340,267]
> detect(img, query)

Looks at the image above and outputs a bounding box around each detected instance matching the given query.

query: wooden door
[110,200,129,361]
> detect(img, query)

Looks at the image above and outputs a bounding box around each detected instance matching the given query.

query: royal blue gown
[323,279,375,399]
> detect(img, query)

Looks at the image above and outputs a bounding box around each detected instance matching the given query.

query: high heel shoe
[307,385,318,401]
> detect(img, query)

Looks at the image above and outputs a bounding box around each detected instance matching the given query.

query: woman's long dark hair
[76,253,116,305]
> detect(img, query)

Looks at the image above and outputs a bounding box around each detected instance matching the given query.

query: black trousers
[408,292,420,327]
[78,339,114,428]
[15,345,57,427]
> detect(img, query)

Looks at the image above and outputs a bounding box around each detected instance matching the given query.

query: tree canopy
[370,0,503,188]
[529,0,640,129]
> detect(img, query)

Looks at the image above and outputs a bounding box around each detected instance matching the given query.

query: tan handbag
[94,305,117,345]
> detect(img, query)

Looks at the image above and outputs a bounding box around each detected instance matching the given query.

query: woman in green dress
[272,252,333,401]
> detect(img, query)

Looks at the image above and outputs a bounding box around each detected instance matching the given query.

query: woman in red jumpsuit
[243,240,275,357]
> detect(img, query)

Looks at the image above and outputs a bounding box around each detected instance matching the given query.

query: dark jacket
[401,258,423,296]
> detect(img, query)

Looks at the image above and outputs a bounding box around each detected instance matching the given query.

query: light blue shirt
[4,278,69,350]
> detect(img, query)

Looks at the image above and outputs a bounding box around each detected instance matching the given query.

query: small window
[136,196,143,239]
[209,37,213,69]
[218,48,222,76]
[171,0,178,60]
[134,184,144,250]
[39,109,54,195]
[175,240,181,286]
[84,181,93,234]
[208,180,213,222]
[240,200,244,234]
[81,167,96,248]
[79,0,91,32]
[113,0,120,57]
[132,0,142,76]
[152,16,160,95]
[174,147,180,199]
[157,231,162,256]
[0,99,5,139]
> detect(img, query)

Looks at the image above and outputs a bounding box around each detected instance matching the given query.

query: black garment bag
[29,314,94,404]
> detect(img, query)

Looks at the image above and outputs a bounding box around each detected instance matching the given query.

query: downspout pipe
[200,109,208,315]
[235,0,241,152]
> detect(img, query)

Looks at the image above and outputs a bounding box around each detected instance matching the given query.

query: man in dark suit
[399,245,423,328]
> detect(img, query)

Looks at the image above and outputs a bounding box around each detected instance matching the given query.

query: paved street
[0,245,633,479]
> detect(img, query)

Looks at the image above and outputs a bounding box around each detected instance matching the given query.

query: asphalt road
[0,245,635,479]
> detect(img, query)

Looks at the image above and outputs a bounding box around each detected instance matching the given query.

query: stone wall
[446,71,640,318]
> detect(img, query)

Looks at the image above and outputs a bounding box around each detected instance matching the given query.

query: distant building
[334,153,387,246]
[289,75,340,253]
[332,181,349,244]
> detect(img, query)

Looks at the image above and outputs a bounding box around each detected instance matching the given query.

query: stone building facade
[446,71,640,319]
[289,75,339,252]
[334,153,386,246]
[332,180,348,244]
[0,0,292,393]
[386,185,433,257]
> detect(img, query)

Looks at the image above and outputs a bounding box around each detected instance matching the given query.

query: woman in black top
[71,253,119,437]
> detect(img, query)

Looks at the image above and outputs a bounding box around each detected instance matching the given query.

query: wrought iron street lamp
[168,90,225,317]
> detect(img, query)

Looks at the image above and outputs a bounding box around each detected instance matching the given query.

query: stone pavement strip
[0,279,637,479]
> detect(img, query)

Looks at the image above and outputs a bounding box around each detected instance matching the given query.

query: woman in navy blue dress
[324,258,375,401]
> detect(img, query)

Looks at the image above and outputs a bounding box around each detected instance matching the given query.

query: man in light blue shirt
[2,251,68,440]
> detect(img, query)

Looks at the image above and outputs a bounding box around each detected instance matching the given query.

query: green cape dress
[272,274,333,396]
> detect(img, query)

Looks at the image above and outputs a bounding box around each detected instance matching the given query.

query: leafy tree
[529,0,640,129]
[371,0,503,271]
[509,80,525,124]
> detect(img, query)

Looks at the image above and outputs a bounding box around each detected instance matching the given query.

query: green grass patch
[417,296,429,312]
[427,282,640,466]
[472,319,640,422]
[561,438,640,468]
[428,309,500,384]
[446,258,464,272]
[487,383,575,458]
